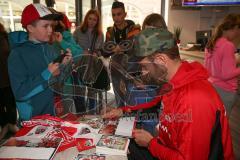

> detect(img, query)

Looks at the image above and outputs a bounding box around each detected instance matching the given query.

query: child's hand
[48,62,60,76]
[54,32,63,42]
[62,48,72,64]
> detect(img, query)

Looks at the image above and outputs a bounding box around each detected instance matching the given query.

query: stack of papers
[96,135,130,156]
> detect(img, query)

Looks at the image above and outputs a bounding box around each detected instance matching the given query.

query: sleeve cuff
[148,137,159,156]
[41,68,52,80]
[120,106,132,112]
[148,137,156,149]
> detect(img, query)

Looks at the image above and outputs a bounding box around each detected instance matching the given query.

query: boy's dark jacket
[8,40,59,120]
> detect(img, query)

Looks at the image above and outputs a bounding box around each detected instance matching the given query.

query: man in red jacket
[103,28,235,160]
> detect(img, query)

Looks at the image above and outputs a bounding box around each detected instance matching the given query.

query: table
[54,114,128,160]
[54,147,127,160]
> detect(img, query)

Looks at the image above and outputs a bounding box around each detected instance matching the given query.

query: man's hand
[102,108,123,119]
[112,45,121,53]
[133,129,153,147]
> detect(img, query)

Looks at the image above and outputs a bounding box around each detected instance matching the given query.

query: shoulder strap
[90,32,98,52]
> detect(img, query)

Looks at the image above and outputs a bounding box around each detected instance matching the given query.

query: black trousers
[0,87,17,126]
[127,139,158,160]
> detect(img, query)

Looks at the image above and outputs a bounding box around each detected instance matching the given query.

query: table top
[54,147,127,160]
[54,114,128,160]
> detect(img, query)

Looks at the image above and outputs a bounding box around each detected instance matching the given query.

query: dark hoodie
[8,40,59,120]
[122,61,234,160]
[105,19,141,43]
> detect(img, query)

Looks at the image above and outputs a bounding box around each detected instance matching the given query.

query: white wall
[168,8,200,45]
[121,0,162,26]
[167,5,240,46]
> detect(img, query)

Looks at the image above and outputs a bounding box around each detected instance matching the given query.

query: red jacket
[122,61,234,160]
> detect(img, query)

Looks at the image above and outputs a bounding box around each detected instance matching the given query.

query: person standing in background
[73,9,103,55]
[204,13,240,117]
[49,12,83,116]
[0,23,18,140]
[142,13,167,30]
[51,13,83,59]
[105,1,140,44]
[73,9,109,114]
[105,1,141,107]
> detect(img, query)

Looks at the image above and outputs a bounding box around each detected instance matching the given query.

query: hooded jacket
[8,40,59,120]
[122,61,234,160]
[105,19,141,43]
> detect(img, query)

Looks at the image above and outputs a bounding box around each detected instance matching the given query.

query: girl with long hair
[73,9,109,114]
[73,9,103,52]
[204,13,240,117]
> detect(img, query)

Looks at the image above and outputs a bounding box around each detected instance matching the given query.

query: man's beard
[140,69,172,95]
[141,63,168,86]
[141,71,167,86]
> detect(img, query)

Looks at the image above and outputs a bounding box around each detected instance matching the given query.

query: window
[101,0,162,34]
[0,0,162,32]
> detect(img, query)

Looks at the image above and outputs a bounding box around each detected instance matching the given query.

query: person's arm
[148,138,185,159]
[57,31,83,57]
[121,95,162,112]
[148,88,217,160]
[127,24,141,39]
[220,43,240,80]
[102,95,162,119]
[72,27,80,44]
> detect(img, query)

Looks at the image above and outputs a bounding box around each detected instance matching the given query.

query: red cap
[62,14,71,29]
[21,3,60,28]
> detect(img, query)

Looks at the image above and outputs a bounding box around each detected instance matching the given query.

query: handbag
[80,32,110,91]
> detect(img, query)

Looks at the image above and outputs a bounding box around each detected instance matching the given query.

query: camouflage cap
[134,28,178,57]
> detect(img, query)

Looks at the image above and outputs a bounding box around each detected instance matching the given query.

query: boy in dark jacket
[8,3,72,120]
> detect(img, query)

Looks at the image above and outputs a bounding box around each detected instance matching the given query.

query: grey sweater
[73,27,103,52]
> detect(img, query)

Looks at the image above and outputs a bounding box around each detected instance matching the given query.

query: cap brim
[40,13,63,21]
